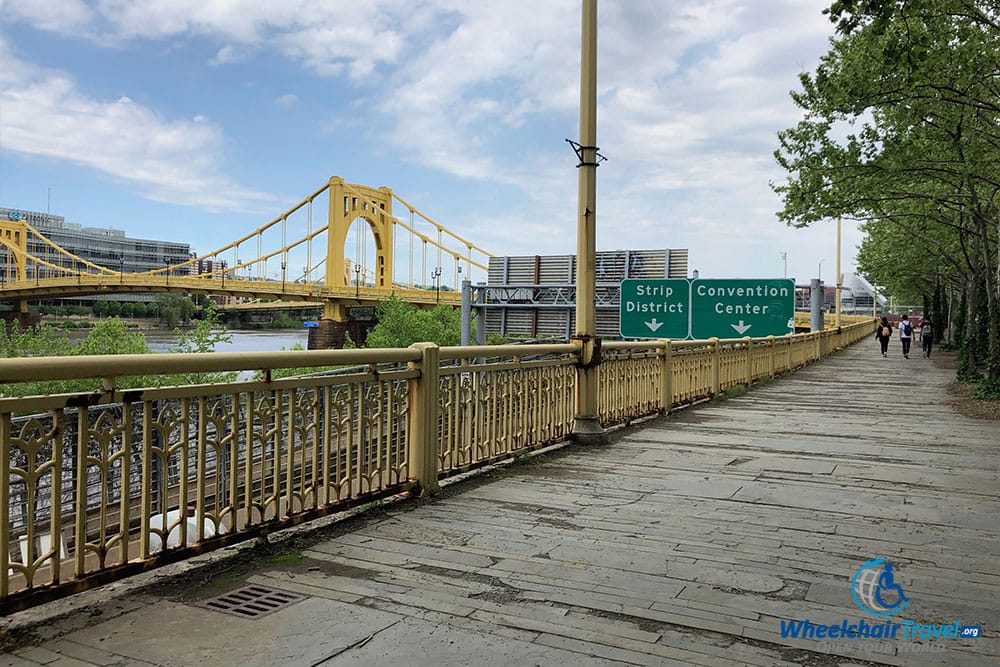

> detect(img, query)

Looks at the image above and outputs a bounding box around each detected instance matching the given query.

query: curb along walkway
[1,341,997,666]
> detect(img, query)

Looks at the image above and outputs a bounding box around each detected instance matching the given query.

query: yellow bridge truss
[0,177,491,320]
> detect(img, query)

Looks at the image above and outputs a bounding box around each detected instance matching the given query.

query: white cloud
[0,43,274,212]
[0,0,94,34]
[0,0,847,278]
[7,1,411,78]
[273,93,299,108]
[208,45,242,66]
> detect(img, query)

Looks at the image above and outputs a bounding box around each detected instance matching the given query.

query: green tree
[156,294,196,328]
[773,0,1000,386]
[364,296,462,348]
[167,303,237,385]
[1,319,153,397]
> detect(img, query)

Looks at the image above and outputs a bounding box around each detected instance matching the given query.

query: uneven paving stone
[0,341,995,666]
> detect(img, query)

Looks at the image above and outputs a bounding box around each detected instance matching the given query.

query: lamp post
[281,260,287,292]
[119,257,125,285]
[431,267,442,302]
[780,251,787,279]
[164,257,170,286]
[818,258,824,282]
[354,263,362,300]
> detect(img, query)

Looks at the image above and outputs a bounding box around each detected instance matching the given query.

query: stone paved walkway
[1,340,997,666]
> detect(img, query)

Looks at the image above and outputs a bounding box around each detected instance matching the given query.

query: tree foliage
[773,0,1000,386]
[167,304,237,385]
[364,296,462,348]
[0,318,155,397]
[156,293,196,328]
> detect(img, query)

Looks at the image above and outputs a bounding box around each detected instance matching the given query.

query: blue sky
[0,0,859,286]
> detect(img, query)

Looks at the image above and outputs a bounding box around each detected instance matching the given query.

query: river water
[144,329,309,353]
[67,328,310,354]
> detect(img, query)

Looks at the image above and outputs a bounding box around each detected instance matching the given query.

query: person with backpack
[875,316,892,357]
[899,314,914,358]
[921,317,933,358]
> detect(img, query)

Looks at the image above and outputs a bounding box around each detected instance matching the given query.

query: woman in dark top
[875,316,892,358]
[921,318,933,357]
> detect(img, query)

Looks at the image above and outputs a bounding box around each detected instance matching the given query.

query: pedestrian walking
[875,316,892,358]
[898,314,913,359]
[921,317,933,358]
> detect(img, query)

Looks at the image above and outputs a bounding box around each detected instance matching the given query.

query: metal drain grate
[198,585,307,619]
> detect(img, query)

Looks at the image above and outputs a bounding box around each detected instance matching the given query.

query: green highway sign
[690,278,795,339]
[619,279,690,338]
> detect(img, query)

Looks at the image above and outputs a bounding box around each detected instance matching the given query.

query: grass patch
[713,384,748,401]
[268,552,305,565]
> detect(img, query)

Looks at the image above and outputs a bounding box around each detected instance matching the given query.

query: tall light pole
[571,0,604,443]
[431,267,442,302]
[355,263,362,300]
[780,251,787,279]
[835,217,842,327]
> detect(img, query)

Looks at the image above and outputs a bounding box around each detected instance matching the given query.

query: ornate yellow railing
[0,319,875,612]
[598,319,876,426]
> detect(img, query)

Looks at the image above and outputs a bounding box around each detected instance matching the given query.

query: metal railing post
[744,336,752,384]
[659,339,672,414]
[407,342,441,496]
[767,335,776,378]
[710,337,721,395]
[460,280,472,347]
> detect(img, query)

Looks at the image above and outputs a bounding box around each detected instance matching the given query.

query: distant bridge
[0,177,490,345]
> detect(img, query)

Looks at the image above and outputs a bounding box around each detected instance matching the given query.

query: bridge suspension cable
[0,177,492,311]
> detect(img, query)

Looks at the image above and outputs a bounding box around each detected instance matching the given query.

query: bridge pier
[0,310,41,331]
[306,301,378,350]
[307,319,351,350]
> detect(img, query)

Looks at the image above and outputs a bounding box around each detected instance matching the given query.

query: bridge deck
[2,341,997,666]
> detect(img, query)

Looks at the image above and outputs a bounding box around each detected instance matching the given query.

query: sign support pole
[571,0,605,443]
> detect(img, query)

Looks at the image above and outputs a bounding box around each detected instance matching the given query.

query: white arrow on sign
[731,320,752,335]
[645,318,664,332]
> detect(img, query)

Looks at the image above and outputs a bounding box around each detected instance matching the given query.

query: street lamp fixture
[119,257,125,285]
[164,257,170,286]
[431,267,442,302]
[281,260,287,292]
[354,263,362,300]
[818,258,825,282]
[780,251,787,279]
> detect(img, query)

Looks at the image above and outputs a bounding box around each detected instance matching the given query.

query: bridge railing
[599,319,876,426]
[0,319,874,612]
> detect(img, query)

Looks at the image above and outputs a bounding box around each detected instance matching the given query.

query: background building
[480,249,689,339]
[1,207,192,304]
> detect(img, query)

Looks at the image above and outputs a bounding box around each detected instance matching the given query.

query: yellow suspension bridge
[0,177,491,343]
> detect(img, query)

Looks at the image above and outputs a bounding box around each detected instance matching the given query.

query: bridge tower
[314,177,395,347]
[0,219,28,283]
[0,218,36,327]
